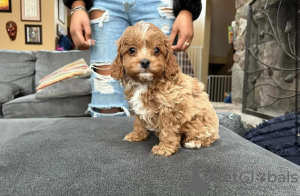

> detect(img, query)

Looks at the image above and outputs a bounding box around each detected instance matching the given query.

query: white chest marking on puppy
[129,83,148,116]
[129,83,155,126]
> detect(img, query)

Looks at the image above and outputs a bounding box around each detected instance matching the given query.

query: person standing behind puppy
[63,0,202,117]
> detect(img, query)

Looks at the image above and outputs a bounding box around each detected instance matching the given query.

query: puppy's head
[111,22,179,83]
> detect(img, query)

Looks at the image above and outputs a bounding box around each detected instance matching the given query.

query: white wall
[190,0,211,85]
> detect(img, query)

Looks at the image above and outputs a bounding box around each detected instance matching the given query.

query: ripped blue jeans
[88,0,175,117]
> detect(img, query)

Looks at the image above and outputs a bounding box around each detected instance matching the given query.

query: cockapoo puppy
[111,22,219,157]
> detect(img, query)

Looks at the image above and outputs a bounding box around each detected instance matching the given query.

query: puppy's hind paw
[184,140,202,149]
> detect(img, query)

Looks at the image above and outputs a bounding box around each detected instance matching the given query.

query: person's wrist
[70,7,86,16]
[178,10,193,20]
[71,0,86,9]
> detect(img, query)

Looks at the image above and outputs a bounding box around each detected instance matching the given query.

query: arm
[170,0,202,52]
[63,0,95,48]
[173,0,202,21]
[63,0,93,10]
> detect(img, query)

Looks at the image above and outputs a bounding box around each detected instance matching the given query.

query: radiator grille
[207,75,232,102]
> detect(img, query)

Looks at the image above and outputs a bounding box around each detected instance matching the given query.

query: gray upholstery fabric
[35,50,90,88]
[0,86,14,104]
[0,50,36,95]
[0,117,299,195]
[35,78,91,100]
[0,82,20,103]
[0,112,241,145]
[0,112,242,145]
[217,112,246,136]
[0,118,61,145]
[2,94,91,118]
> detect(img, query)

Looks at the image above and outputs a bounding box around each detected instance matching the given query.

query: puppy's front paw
[151,145,177,157]
[123,131,148,142]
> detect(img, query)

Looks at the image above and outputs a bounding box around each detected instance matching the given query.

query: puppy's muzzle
[140,58,150,69]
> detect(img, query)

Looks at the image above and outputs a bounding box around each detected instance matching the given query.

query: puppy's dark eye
[154,47,160,54]
[129,48,136,55]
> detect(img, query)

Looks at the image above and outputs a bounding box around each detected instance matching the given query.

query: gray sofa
[0,49,91,119]
[0,50,300,195]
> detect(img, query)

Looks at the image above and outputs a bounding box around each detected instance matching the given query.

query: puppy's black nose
[140,58,150,69]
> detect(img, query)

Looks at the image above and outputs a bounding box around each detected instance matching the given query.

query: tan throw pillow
[36,58,90,91]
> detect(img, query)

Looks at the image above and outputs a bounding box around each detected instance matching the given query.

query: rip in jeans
[91,63,114,94]
[157,0,175,34]
[89,8,110,28]
[88,65,130,117]
[157,0,175,19]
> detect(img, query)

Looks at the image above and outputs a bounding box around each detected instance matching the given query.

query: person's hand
[70,8,95,48]
[170,10,194,52]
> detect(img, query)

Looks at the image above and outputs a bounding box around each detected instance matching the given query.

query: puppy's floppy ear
[164,37,179,80]
[111,39,124,80]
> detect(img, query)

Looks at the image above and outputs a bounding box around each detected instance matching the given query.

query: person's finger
[181,39,191,51]
[70,23,83,47]
[72,35,79,46]
[70,30,80,46]
[181,35,193,51]
[171,44,181,52]
[180,41,188,51]
[83,22,94,46]
[74,31,90,47]
[171,34,187,52]
[173,31,194,52]
[69,10,92,48]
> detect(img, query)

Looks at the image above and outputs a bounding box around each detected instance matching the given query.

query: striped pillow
[36,58,90,91]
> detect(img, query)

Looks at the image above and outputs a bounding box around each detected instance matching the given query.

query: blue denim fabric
[88,0,175,117]
[88,69,130,117]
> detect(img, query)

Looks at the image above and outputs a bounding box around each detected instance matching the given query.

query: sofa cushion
[36,58,90,91]
[0,118,62,145]
[0,82,20,103]
[2,94,91,118]
[0,118,299,195]
[35,50,90,88]
[35,78,91,100]
[0,50,36,95]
